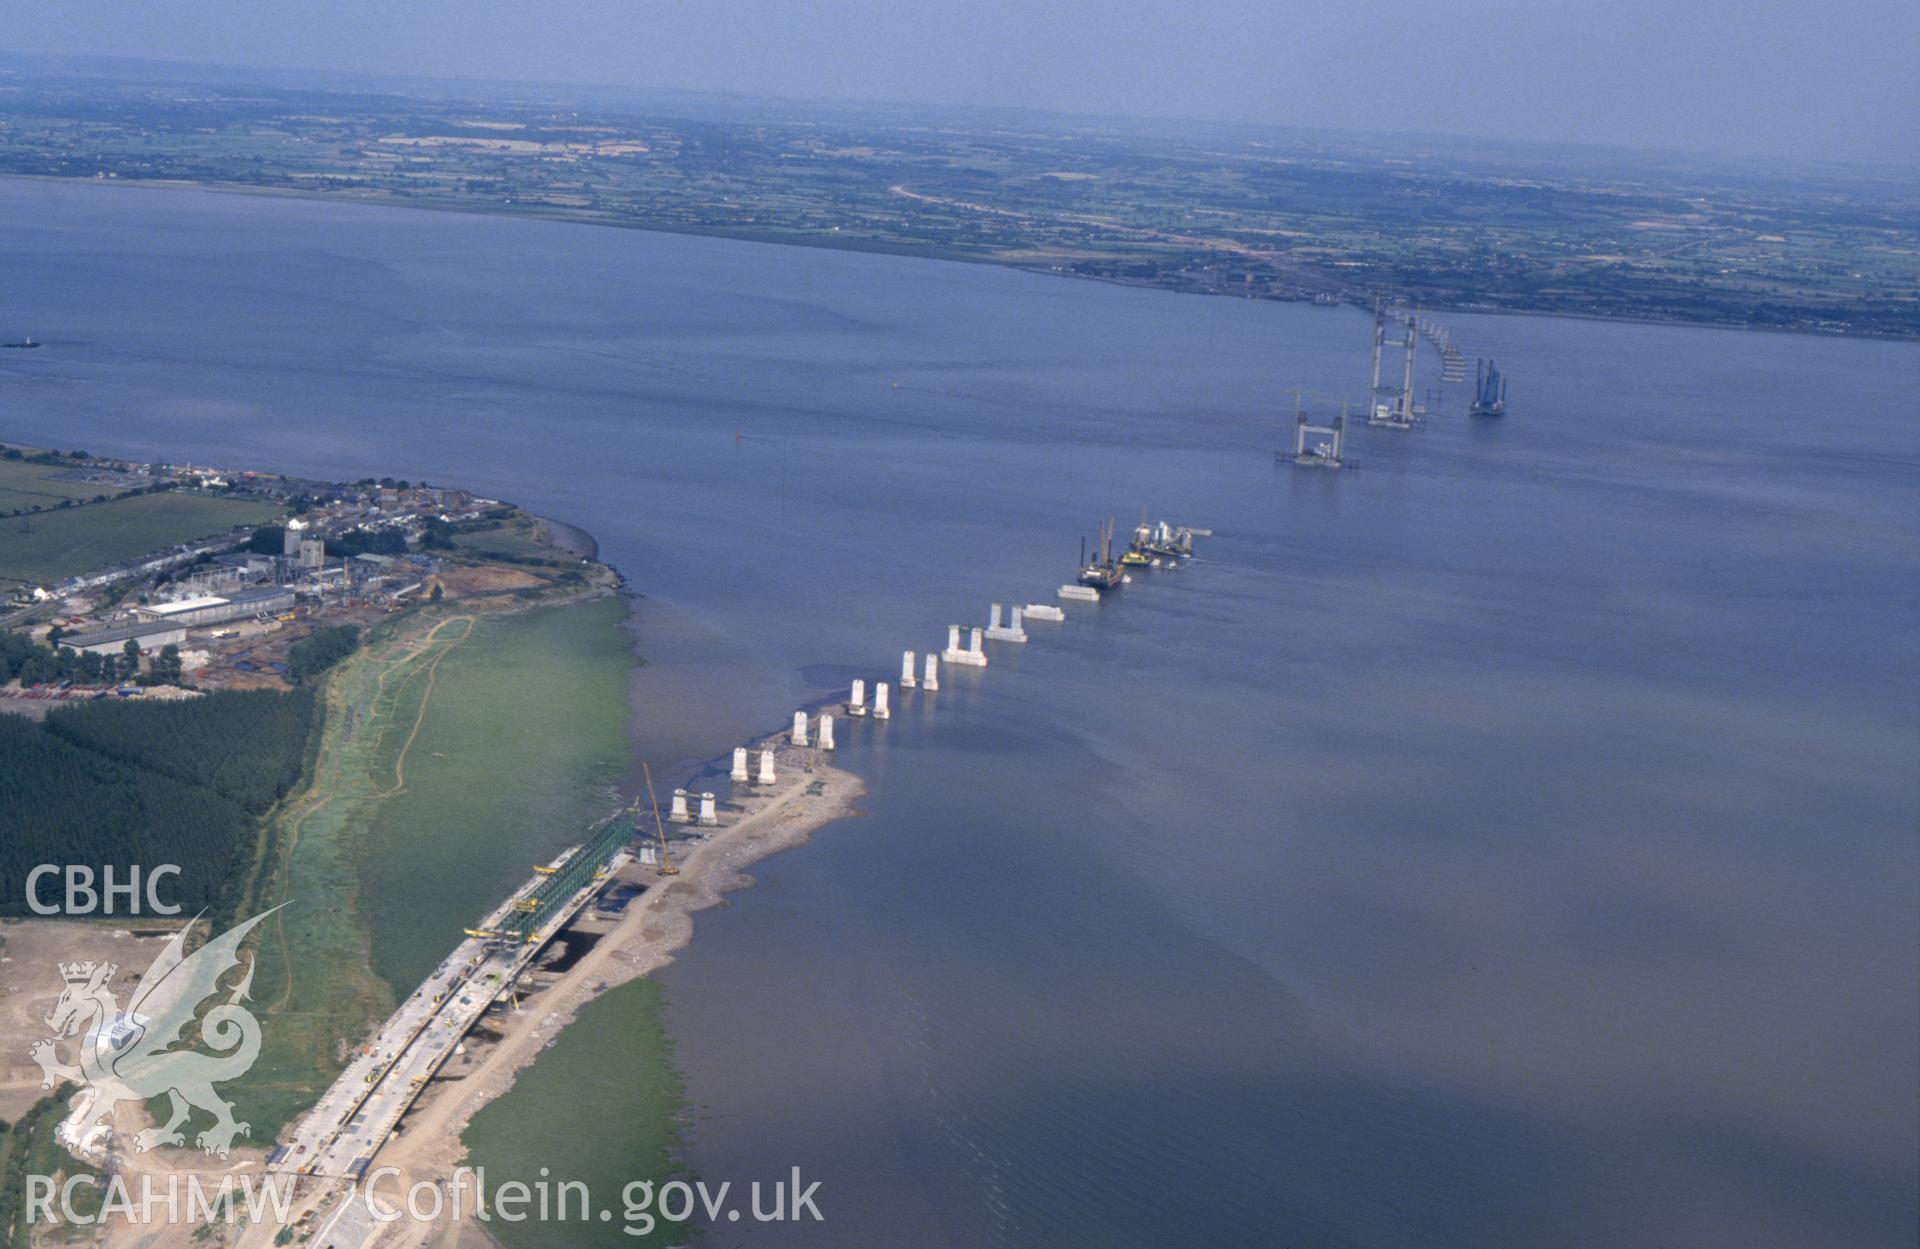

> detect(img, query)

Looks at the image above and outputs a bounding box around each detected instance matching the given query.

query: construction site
[270,720,852,1187]
[1276,297,1514,470]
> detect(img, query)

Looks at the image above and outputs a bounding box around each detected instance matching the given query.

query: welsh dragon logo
[29,909,279,1160]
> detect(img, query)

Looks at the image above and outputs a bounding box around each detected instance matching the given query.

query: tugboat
[1078,519,1123,589]
[1470,358,1508,417]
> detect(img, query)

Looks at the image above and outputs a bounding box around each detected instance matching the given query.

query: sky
[7,0,1918,166]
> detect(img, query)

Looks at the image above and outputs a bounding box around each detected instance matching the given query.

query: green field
[234,594,638,1138]
[357,594,635,989]
[448,514,581,569]
[0,460,106,514]
[0,491,284,588]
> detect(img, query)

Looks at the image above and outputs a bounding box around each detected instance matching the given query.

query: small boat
[1120,510,1155,567]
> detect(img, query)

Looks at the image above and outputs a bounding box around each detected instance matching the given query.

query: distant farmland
[0,492,284,588]
[0,459,108,513]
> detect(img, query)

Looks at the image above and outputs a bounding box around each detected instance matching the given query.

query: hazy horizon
[5,0,1916,168]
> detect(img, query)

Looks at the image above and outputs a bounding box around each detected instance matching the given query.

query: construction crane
[641,763,681,877]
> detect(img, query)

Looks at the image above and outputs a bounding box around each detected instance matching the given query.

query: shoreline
[415,755,862,1170]
[5,172,1909,345]
[531,514,601,563]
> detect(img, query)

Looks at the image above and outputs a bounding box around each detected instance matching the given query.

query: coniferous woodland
[0,690,316,917]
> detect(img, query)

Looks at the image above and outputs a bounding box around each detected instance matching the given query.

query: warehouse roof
[143,595,229,616]
[226,587,296,604]
[63,620,189,649]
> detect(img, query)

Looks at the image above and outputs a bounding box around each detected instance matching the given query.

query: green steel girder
[498,817,635,942]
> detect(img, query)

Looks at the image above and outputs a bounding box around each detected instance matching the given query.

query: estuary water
[2,178,1916,1247]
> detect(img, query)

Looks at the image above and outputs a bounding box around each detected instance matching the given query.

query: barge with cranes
[1078,518,1124,588]
[1070,514,1207,598]
[1471,358,1509,417]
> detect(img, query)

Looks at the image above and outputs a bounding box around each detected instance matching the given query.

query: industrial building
[62,620,189,656]
[133,586,296,628]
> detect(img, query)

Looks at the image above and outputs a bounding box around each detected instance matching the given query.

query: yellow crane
[533,847,579,875]
[641,763,681,876]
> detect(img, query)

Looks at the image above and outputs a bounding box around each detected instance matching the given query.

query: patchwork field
[1,66,1911,337]
[0,460,106,514]
[0,491,284,588]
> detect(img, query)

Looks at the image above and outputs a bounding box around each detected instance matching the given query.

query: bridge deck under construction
[493,817,633,943]
[268,822,635,1179]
